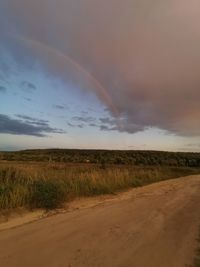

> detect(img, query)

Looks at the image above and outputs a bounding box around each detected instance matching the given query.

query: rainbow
[11,34,119,117]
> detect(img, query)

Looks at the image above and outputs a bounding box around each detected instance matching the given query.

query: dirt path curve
[0,175,200,267]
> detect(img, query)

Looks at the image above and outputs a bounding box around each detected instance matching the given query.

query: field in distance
[1,149,200,167]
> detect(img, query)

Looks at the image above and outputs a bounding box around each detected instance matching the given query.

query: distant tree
[99,158,106,169]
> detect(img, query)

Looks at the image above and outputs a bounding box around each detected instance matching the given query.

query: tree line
[0,149,200,167]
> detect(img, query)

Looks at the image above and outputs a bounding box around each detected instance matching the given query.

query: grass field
[0,161,199,210]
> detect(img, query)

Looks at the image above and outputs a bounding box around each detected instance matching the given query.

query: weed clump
[31,179,67,209]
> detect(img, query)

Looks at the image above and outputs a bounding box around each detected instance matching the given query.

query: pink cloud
[1,0,200,136]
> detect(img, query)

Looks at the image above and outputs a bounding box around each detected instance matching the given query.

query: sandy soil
[0,175,200,267]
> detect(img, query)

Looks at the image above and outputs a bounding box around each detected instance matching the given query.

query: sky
[0,0,200,152]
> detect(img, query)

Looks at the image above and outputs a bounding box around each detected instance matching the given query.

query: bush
[31,179,67,209]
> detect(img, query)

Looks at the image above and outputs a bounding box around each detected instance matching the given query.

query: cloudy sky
[0,0,200,151]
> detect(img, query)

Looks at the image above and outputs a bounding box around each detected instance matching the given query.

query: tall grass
[193,227,200,267]
[0,162,199,210]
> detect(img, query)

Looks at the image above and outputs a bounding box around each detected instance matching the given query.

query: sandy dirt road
[0,175,200,267]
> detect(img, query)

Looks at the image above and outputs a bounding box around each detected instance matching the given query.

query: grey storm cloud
[23,97,32,102]
[21,81,36,92]
[0,114,65,137]
[72,116,96,123]
[0,0,200,136]
[54,104,68,110]
[15,114,49,126]
[69,115,144,133]
[99,117,145,133]
[67,122,84,129]
[89,123,97,127]
[0,86,7,93]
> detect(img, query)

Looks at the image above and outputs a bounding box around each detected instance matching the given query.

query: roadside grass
[0,162,199,210]
[193,227,200,267]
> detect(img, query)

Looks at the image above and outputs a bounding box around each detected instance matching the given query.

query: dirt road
[0,175,200,267]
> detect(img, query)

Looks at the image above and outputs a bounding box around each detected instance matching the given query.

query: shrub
[31,179,67,209]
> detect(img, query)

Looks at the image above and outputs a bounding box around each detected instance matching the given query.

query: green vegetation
[31,179,68,209]
[0,149,200,167]
[0,161,199,210]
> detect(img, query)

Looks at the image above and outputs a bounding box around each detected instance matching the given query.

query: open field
[0,160,200,211]
[0,174,200,267]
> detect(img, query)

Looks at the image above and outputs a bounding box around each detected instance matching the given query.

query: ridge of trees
[0,149,200,167]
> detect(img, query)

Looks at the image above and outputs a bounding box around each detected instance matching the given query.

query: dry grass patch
[0,162,199,210]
